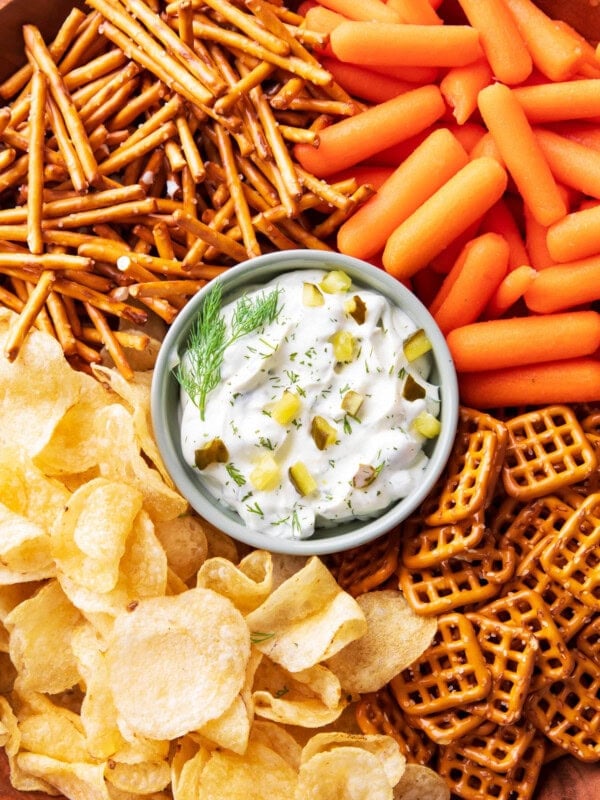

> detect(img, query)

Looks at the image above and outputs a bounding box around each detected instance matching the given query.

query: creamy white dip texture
[179,269,440,539]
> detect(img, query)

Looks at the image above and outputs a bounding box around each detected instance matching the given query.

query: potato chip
[0,446,70,526]
[325,590,438,694]
[295,747,394,800]
[196,740,298,799]
[154,514,208,583]
[392,764,451,800]
[18,707,89,763]
[0,695,57,795]
[105,759,171,795]
[245,556,367,673]
[53,477,144,594]
[250,720,303,770]
[201,518,239,562]
[270,554,309,589]
[171,738,210,800]
[5,580,83,694]
[16,752,111,800]
[0,504,54,584]
[0,309,100,458]
[106,588,250,740]
[196,550,272,614]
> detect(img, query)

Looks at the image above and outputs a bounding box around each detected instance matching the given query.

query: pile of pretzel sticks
[0,0,372,378]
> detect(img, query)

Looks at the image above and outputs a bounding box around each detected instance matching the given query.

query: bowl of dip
[151,250,459,555]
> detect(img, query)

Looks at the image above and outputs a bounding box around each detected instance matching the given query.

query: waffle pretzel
[423,428,499,526]
[501,489,583,561]
[460,718,538,774]
[467,613,537,725]
[540,492,600,611]
[459,405,508,494]
[412,703,486,745]
[401,510,486,570]
[507,535,594,643]
[502,405,597,500]
[389,612,491,717]
[476,588,573,691]
[355,687,437,765]
[576,615,600,666]
[439,734,545,800]
[335,528,400,597]
[526,649,600,762]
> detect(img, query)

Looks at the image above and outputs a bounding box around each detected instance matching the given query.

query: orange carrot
[459,359,600,408]
[534,128,600,200]
[478,82,567,227]
[382,156,508,281]
[430,232,509,333]
[469,131,504,164]
[366,128,433,166]
[456,0,532,85]
[293,84,445,177]
[303,5,347,34]
[524,256,600,313]
[329,21,484,67]
[365,63,440,84]
[440,60,493,125]
[447,311,600,372]
[512,80,600,123]
[482,199,529,272]
[549,121,600,152]
[484,264,537,318]
[386,0,442,24]
[321,57,414,104]
[315,0,402,22]
[446,121,487,154]
[547,204,600,263]
[337,127,468,259]
[502,0,585,81]
[429,220,482,274]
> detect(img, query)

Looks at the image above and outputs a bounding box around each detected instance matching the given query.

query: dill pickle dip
[178,268,440,540]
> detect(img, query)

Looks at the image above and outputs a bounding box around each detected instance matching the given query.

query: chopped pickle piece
[343,294,367,324]
[271,390,301,425]
[403,374,426,401]
[413,411,441,438]
[289,462,318,496]
[329,330,356,363]
[341,390,364,416]
[320,269,352,294]
[311,416,337,450]
[195,438,229,469]
[352,464,377,488]
[403,328,432,362]
[302,282,324,307]
[249,453,281,491]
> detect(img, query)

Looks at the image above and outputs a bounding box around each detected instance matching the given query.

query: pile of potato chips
[0,307,448,799]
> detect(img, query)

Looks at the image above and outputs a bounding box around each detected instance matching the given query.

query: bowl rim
[151,249,459,555]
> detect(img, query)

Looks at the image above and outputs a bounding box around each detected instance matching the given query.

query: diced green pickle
[343,294,367,324]
[352,464,377,488]
[289,462,317,496]
[195,438,229,469]
[302,282,324,307]
[341,390,364,416]
[413,411,441,438]
[249,453,281,491]
[403,374,426,401]
[320,270,352,294]
[311,416,337,450]
[329,330,356,363]
[403,329,432,362]
[271,390,301,425]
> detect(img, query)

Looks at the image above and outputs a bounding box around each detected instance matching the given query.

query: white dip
[179,268,440,539]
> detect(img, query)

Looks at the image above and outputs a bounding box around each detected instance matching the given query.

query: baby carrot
[502,0,585,81]
[314,0,402,22]
[547,203,600,263]
[484,265,537,318]
[382,156,508,281]
[482,199,529,272]
[303,5,346,35]
[459,359,600,408]
[524,257,600,313]
[456,0,532,85]
[430,232,509,333]
[329,21,484,67]
[512,80,600,123]
[478,82,567,227]
[549,121,600,152]
[320,58,414,104]
[440,60,493,125]
[447,311,600,372]
[386,0,442,24]
[524,204,555,271]
[534,128,600,200]
[293,84,445,177]
[337,127,468,259]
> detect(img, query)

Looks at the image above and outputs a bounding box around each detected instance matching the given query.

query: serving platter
[0,0,599,798]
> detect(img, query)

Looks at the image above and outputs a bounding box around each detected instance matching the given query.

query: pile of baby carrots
[295,0,600,408]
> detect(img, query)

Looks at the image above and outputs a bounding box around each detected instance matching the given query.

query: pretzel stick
[203,0,290,56]
[64,48,128,91]
[83,77,141,134]
[278,125,319,145]
[24,25,100,187]
[57,12,105,76]
[270,77,306,110]
[174,208,248,261]
[0,108,11,135]
[4,270,55,360]
[108,79,165,130]
[183,196,235,265]
[46,290,78,355]
[25,68,46,256]
[177,0,194,46]
[84,301,134,379]
[0,252,92,270]
[129,279,206,298]
[214,60,274,115]
[98,122,177,176]
[295,164,353,210]
[77,62,140,123]
[313,183,376,239]
[81,326,150,350]
[53,277,148,324]
[175,115,205,182]
[0,285,24,313]
[164,139,187,173]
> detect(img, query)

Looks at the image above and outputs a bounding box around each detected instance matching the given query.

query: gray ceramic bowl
[151,250,459,555]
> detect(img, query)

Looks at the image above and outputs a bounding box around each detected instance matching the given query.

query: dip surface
[179,268,440,539]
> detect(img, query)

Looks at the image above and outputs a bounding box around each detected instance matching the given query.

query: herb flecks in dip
[178,269,440,539]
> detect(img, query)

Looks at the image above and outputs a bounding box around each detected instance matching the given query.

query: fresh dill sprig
[176,282,281,419]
